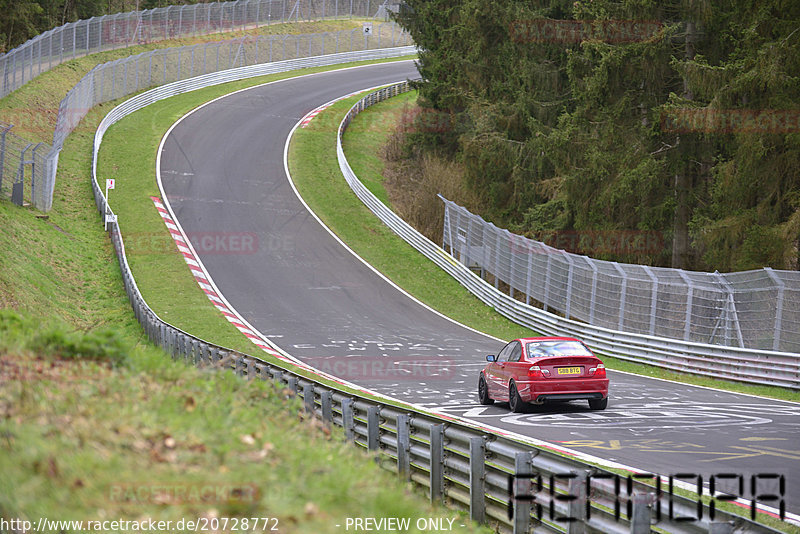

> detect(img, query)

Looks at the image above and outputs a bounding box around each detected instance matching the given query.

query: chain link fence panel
[441,197,800,354]
[0,0,397,100]
[0,122,53,210]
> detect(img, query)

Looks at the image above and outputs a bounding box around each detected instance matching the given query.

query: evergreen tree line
[395,0,800,271]
[1,0,205,53]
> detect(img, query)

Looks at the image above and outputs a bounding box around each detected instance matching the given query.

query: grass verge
[295,91,800,404]
[0,310,483,533]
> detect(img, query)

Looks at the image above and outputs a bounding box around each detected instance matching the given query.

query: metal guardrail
[87,55,786,533]
[0,0,390,100]
[336,82,800,391]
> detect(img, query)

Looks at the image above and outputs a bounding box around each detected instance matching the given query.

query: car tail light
[588,364,606,377]
[528,365,543,378]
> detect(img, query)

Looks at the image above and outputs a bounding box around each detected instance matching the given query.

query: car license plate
[557,367,581,375]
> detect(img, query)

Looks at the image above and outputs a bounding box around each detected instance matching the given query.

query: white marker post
[363,22,373,49]
[104,178,115,231]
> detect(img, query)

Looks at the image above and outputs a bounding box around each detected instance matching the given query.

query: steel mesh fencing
[0,122,54,210]
[0,0,394,100]
[441,198,800,354]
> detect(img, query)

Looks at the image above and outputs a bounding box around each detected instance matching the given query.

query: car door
[486,341,515,397]
[504,341,525,387]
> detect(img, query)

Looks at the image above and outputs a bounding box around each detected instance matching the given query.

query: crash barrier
[89,56,786,534]
[9,22,407,212]
[441,199,800,354]
[0,0,393,100]
[337,83,800,391]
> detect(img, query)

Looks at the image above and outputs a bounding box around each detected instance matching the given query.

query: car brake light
[528,365,543,378]
[588,364,606,377]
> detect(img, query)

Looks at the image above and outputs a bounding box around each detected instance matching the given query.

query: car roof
[517,336,583,343]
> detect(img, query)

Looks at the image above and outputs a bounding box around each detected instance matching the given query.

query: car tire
[589,397,608,410]
[478,375,494,405]
[509,382,526,413]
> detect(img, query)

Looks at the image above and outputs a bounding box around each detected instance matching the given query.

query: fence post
[543,252,553,311]
[678,270,694,341]
[286,375,298,394]
[765,267,784,351]
[342,398,355,442]
[613,262,627,330]
[396,414,410,480]
[303,383,315,413]
[643,265,659,336]
[566,472,587,534]
[320,390,333,424]
[0,123,12,192]
[561,250,575,320]
[588,259,598,325]
[469,437,486,523]
[430,424,444,503]
[512,452,534,534]
[709,522,734,534]
[367,406,380,451]
[12,143,33,206]
[630,493,652,534]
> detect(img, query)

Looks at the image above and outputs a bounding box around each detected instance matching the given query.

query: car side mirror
[486,354,496,362]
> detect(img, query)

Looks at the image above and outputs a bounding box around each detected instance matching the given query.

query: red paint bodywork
[480,337,609,406]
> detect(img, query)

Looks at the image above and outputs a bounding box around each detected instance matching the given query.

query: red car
[478,337,609,412]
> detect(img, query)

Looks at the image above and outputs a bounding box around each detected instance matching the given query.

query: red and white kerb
[150,195,283,358]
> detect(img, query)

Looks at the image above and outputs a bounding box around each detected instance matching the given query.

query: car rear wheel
[509,382,526,413]
[478,375,494,405]
[589,397,608,410]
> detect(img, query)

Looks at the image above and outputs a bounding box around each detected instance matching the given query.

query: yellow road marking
[700,446,800,462]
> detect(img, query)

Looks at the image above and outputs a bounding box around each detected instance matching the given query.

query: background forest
[394,0,800,272]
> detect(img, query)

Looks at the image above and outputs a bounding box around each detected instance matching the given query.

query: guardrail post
[342,398,355,442]
[286,375,298,395]
[253,362,267,379]
[178,334,187,362]
[430,424,444,503]
[396,414,410,480]
[367,406,380,451]
[192,339,200,365]
[320,390,333,425]
[630,493,652,534]
[268,367,282,383]
[567,472,587,534]
[709,522,734,534]
[512,452,534,534]
[303,383,315,414]
[469,437,486,523]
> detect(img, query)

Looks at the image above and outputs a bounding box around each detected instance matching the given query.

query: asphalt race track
[158,61,800,517]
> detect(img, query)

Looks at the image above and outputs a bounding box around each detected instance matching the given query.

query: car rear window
[526,341,593,357]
